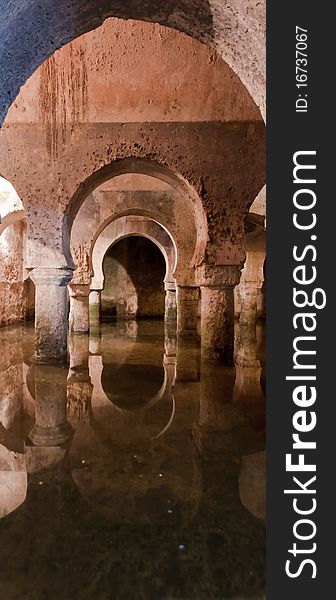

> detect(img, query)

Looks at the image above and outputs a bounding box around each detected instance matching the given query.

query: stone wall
[0,3,265,125]
[0,18,265,272]
[71,175,195,287]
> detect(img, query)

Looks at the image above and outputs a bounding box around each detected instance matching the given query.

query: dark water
[0,320,266,600]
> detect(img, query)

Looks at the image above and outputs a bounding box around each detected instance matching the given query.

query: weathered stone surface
[200,285,235,362]
[68,283,90,333]
[72,177,197,288]
[0,3,265,124]
[30,268,73,362]
[235,223,266,321]
[0,12,265,367]
[0,220,26,326]
[0,18,265,272]
[176,286,199,334]
[90,215,176,290]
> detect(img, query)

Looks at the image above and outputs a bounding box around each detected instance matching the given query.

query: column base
[28,421,73,447]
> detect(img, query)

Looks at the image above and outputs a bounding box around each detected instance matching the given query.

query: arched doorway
[101,235,166,321]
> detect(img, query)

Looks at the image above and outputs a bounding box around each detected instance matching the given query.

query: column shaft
[30,268,73,363]
[196,265,241,364]
[164,285,177,325]
[89,290,101,325]
[177,286,199,335]
[239,283,258,326]
[69,283,90,333]
[200,285,235,363]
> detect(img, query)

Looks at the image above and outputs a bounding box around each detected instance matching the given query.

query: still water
[0,320,265,600]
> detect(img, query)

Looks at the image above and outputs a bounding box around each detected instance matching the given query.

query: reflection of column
[164,281,177,325]
[89,289,101,325]
[124,319,138,339]
[195,360,264,457]
[164,325,177,357]
[68,283,90,334]
[30,268,73,363]
[28,363,73,446]
[233,365,263,405]
[176,335,200,382]
[197,265,241,364]
[193,363,240,510]
[67,334,92,423]
[239,451,266,520]
[176,286,199,335]
[89,331,102,355]
[197,361,236,429]
[163,352,177,389]
[233,365,265,440]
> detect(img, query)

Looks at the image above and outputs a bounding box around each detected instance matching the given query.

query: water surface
[0,320,266,599]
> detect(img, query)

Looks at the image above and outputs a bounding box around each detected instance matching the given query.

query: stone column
[196,265,241,364]
[176,285,199,335]
[28,363,73,446]
[68,283,90,334]
[164,281,177,325]
[235,322,260,367]
[30,267,73,363]
[89,289,101,323]
[235,282,261,367]
[236,248,265,325]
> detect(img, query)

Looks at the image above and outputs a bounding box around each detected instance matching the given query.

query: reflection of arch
[89,353,176,442]
[0,444,27,518]
[91,216,177,291]
[67,158,207,272]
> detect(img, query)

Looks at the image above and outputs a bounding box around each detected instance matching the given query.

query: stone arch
[0,175,26,236]
[91,216,177,292]
[0,15,265,273]
[0,210,26,237]
[0,2,265,125]
[67,158,207,279]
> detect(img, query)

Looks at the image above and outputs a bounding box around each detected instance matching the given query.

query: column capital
[196,265,241,288]
[164,280,176,292]
[68,283,91,298]
[177,285,199,299]
[239,280,263,292]
[30,267,73,287]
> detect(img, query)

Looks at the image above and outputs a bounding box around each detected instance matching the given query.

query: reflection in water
[0,320,266,599]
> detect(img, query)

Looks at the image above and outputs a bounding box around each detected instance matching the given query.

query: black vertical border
[267,1,335,597]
